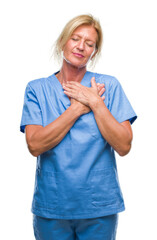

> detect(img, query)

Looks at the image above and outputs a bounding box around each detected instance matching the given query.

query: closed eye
[71,37,95,48]
[71,38,79,41]
[86,43,95,47]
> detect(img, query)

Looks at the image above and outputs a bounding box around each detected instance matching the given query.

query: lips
[72,52,84,58]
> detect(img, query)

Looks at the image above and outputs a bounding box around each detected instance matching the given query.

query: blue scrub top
[20,71,137,219]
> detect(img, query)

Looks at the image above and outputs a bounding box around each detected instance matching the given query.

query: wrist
[69,103,82,118]
[89,96,104,111]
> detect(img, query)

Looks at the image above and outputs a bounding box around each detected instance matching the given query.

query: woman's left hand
[63,77,105,107]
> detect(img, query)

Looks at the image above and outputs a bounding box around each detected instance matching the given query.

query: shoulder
[26,73,55,92]
[89,71,120,88]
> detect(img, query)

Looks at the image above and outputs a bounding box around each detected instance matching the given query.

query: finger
[97,83,105,86]
[98,83,105,90]
[98,88,105,96]
[91,77,97,90]
[63,82,84,93]
[62,85,72,91]
[64,90,74,98]
[101,96,105,101]
[63,86,77,97]
[98,86,105,93]
[63,84,77,90]
[97,84,100,91]
[100,83,105,88]
[65,81,81,87]
[97,83,105,92]
[62,84,79,93]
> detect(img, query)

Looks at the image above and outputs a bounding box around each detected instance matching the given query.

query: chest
[36,81,109,140]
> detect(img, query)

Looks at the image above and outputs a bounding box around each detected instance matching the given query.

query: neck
[56,60,87,85]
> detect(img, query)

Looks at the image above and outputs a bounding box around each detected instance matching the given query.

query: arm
[25,83,105,157]
[25,102,87,157]
[63,77,133,156]
[90,98,133,156]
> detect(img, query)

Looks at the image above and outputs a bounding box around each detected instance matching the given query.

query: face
[62,25,98,68]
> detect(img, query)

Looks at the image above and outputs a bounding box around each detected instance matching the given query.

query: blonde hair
[53,14,103,67]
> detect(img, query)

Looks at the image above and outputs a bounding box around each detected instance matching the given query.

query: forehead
[72,25,98,41]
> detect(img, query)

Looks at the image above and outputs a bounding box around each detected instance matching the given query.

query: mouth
[72,52,84,58]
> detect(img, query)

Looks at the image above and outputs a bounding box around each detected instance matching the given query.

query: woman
[20,14,137,240]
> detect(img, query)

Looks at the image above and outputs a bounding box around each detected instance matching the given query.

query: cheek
[90,49,96,58]
[64,40,76,51]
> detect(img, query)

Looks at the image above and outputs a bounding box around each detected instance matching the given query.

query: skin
[25,25,133,157]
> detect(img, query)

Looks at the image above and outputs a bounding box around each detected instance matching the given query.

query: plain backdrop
[0,0,157,239]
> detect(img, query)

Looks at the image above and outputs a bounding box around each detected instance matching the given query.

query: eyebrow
[72,34,96,43]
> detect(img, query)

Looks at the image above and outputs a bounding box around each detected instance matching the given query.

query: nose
[77,40,84,51]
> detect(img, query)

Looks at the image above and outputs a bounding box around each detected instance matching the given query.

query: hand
[63,77,105,107]
[70,98,91,115]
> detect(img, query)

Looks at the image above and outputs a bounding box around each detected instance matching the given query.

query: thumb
[91,77,97,90]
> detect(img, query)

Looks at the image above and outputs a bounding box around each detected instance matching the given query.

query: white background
[0,0,157,239]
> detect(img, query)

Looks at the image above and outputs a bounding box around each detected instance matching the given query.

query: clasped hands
[62,77,105,114]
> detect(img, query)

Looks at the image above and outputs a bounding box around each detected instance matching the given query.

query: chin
[66,60,87,69]
[73,62,87,69]
[63,54,88,69]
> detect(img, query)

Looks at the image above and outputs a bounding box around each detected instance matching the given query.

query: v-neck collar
[50,71,90,108]
[53,70,90,86]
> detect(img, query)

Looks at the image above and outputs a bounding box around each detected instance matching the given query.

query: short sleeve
[109,78,137,124]
[20,83,43,133]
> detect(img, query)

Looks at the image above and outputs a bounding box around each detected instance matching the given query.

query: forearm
[28,104,81,157]
[90,98,132,156]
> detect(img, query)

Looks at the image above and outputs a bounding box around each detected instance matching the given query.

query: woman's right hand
[70,82,105,115]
